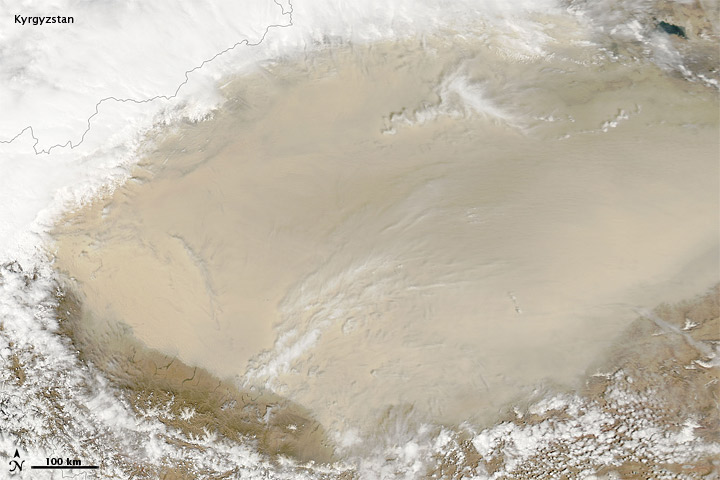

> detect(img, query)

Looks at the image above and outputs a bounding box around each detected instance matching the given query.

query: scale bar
[31,465,99,469]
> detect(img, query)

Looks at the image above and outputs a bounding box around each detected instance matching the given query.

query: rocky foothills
[14,15,74,25]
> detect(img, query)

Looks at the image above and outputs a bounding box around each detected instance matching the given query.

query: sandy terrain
[52,38,719,444]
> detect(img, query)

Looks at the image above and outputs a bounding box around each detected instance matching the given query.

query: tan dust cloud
[52,38,719,442]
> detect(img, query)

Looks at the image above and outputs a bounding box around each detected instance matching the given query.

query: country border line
[0,0,293,156]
